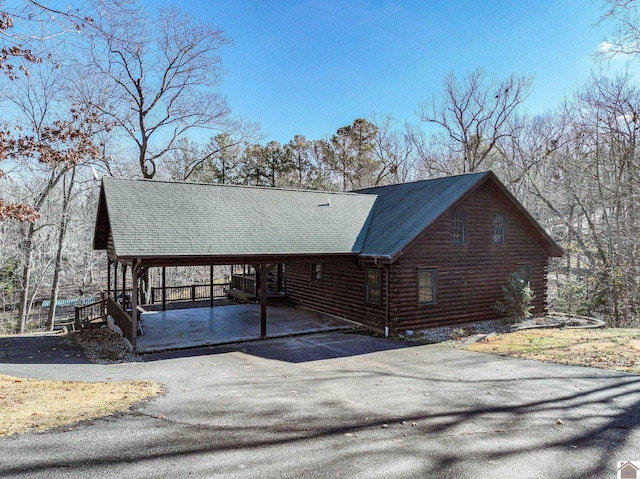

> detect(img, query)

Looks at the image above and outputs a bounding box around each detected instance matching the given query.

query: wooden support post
[162,266,166,312]
[122,264,127,306]
[242,264,247,293]
[107,258,111,299]
[277,263,284,292]
[113,261,118,301]
[131,261,139,349]
[258,264,268,337]
[209,265,214,307]
[137,267,149,306]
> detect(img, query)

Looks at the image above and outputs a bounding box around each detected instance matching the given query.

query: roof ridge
[352,170,489,192]
[102,176,365,196]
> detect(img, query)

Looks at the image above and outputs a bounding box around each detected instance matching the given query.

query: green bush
[494,273,535,320]
[555,276,590,316]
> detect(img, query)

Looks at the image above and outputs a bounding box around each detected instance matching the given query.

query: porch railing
[74,298,107,329]
[150,282,230,304]
[230,274,256,295]
[107,295,135,345]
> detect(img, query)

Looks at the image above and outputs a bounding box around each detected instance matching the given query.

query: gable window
[366,269,382,305]
[493,213,506,244]
[516,264,531,284]
[418,269,437,305]
[311,263,322,282]
[451,212,466,245]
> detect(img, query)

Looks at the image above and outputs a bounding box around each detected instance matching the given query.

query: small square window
[311,263,322,282]
[493,213,506,244]
[366,269,382,305]
[418,269,437,305]
[451,212,466,245]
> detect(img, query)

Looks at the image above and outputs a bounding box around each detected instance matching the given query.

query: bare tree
[510,74,640,326]
[45,166,75,330]
[370,114,416,185]
[598,0,640,58]
[1,63,102,332]
[418,67,533,173]
[80,2,233,179]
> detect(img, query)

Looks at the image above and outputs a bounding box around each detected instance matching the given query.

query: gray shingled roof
[356,172,489,257]
[100,178,376,257]
[96,171,561,260]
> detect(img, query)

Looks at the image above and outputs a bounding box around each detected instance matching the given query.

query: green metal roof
[98,178,376,258]
[355,172,489,257]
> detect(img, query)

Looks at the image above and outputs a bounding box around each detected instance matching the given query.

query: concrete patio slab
[135,304,357,353]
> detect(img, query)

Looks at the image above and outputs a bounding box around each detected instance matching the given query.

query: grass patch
[466,328,640,373]
[0,374,162,437]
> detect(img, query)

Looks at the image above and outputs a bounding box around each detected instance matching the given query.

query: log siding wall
[286,181,553,335]
[388,181,549,332]
[285,258,388,332]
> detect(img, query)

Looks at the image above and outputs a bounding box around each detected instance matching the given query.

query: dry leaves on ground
[0,374,161,437]
[466,328,640,373]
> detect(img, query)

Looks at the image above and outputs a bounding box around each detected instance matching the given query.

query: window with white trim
[493,213,506,244]
[451,212,466,245]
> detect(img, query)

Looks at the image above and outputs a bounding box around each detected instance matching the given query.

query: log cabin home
[93,170,562,347]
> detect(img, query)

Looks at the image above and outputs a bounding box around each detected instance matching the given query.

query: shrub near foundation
[494,273,535,321]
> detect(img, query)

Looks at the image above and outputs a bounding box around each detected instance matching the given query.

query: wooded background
[2,0,639,332]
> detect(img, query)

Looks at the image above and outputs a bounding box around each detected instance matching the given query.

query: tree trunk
[47,169,76,330]
[15,168,70,333]
[16,223,35,333]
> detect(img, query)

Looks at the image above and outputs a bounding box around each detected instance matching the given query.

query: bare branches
[78,2,232,179]
[418,67,533,173]
[597,0,640,59]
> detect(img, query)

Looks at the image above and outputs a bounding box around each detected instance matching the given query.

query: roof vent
[319,197,331,207]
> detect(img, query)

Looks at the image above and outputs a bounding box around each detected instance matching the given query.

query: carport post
[162,267,166,311]
[107,258,111,299]
[209,265,214,307]
[113,261,118,300]
[122,264,127,303]
[131,261,139,348]
[258,264,268,337]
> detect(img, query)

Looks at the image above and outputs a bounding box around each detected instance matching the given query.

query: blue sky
[171,1,628,143]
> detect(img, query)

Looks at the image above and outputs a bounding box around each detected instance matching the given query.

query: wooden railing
[107,295,135,345]
[230,274,256,295]
[74,298,107,329]
[150,282,229,304]
[109,283,229,306]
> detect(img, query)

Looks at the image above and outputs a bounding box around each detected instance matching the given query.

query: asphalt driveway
[1,332,639,479]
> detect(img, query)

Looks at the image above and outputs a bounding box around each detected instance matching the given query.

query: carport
[135,303,356,353]
[93,178,374,350]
